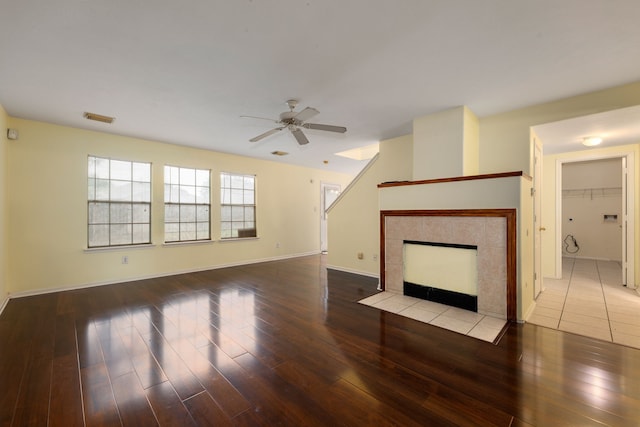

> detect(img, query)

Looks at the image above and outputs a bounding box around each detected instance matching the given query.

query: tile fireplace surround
[381,211,516,321]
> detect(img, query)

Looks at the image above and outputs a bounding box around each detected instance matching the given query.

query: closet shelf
[562,187,622,199]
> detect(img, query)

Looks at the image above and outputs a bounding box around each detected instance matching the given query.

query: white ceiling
[534,105,640,155]
[1,1,640,175]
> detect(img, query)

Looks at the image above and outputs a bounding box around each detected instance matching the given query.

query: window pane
[180,168,196,186]
[230,175,244,189]
[88,156,151,248]
[245,207,255,222]
[221,206,231,221]
[221,173,230,187]
[89,224,110,247]
[164,166,210,243]
[88,202,109,224]
[196,205,209,222]
[111,160,131,181]
[165,223,179,242]
[220,223,232,239]
[196,186,209,204]
[220,173,256,239]
[95,179,110,200]
[221,189,231,204]
[196,170,209,187]
[231,189,243,204]
[111,203,132,224]
[88,157,96,178]
[88,178,96,200]
[244,190,254,205]
[95,157,109,179]
[132,203,149,223]
[180,222,196,241]
[196,222,209,240]
[231,206,244,222]
[132,224,149,244]
[110,224,132,245]
[132,162,150,182]
[244,175,254,189]
[132,181,150,202]
[164,183,171,202]
[180,185,196,203]
[180,205,196,222]
[169,185,180,203]
[111,180,131,201]
[165,204,179,222]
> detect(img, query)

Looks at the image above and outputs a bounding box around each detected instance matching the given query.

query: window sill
[84,244,156,253]
[219,236,260,242]
[163,239,215,247]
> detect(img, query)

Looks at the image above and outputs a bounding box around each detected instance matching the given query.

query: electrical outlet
[122,256,129,265]
[357,252,364,260]
[373,254,378,261]
[276,242,280,249]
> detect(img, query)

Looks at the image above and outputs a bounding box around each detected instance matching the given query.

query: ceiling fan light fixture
[582,136,603,147]
[271,150,289,156]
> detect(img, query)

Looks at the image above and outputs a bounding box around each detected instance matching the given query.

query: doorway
[555,153,635,287]
[320,183,341,253]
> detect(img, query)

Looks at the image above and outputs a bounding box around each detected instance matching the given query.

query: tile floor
[358,292,507,343]
[528,257,640,349]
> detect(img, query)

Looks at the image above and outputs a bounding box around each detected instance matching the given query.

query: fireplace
[403,240,478,312]
[380,210,516,321]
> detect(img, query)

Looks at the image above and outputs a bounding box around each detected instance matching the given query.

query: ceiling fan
[242,99,347,145]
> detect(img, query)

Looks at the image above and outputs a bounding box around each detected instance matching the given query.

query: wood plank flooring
[1,255,639,426]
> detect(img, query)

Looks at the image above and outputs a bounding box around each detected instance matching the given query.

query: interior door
[320,183,341,253]
[533,138,543,298]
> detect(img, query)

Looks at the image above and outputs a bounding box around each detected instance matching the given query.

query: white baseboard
[0,294,9,316]
[326,264,379,280]
[7,251,320,300]
[522,299,537,323]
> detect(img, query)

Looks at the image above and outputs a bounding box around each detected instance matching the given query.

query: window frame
[164,165,211,243]
[87,155,152,248]
[220,172,257,239]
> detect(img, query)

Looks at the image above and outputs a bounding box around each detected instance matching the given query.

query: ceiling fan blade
[249,127,284,142]
[290,128,310,145]
[293,107,319,122]
[240,115,279,123]
[302,123,347,133]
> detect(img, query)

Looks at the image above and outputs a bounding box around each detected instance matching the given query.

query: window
[164,166,210,242]
[220,172,256,239]
[88,156,151,248]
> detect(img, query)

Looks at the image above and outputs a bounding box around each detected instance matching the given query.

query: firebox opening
[403,240,478,312]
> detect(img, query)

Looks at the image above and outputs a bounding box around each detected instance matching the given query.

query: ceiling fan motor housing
[279,111,298,123]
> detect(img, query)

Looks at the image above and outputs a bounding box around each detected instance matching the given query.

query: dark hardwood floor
[1,255,639,426]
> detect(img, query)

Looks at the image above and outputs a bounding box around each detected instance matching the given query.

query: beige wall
[562,159,623,261]
[480,81,640,176]
[412,106,478,180]
[5,117,352,296]
[326,135,412,277]
[0,104,8,308]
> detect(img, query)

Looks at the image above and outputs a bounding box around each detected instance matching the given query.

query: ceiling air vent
[84,112,115,124]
